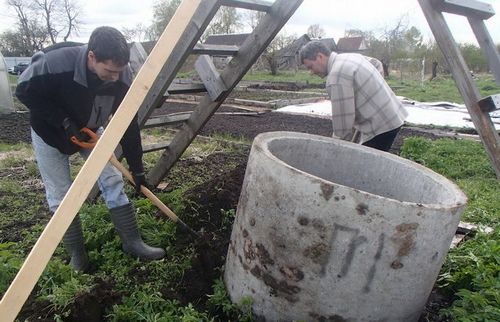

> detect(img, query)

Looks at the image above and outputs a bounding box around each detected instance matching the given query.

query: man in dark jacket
[16,26,165,271]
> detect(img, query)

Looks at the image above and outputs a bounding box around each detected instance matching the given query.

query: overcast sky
[0,0,499,45]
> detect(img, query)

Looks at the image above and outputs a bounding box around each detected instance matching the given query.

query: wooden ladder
[418,0,500,178]
[131,0,304,187]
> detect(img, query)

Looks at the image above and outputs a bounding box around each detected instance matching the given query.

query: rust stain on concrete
[279,266,305,282]
[298,216,310,226]
[320,183,334,201]
[390,222,419,269]
[303,242,331,272]
[356,203,369,215]
[250,265,301,303]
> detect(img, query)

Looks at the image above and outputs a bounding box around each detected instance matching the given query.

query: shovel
[72,127,201,238]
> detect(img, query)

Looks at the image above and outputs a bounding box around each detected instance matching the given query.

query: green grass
[401,137,499,321]
[387,74,500,104]
[241,70,499,104]
[0,136,250,321]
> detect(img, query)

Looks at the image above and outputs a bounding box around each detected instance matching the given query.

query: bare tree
[34,0,58,44]
[244,10,265,29]
[122,24,155,42]
[261,32,295,75]
[0,29,33,56]
[205,7,242,36]
[7,0,48,53]
[3,0,82,55]
[33,0,82,44]
[307,24,325,39]
[61,0,81,41]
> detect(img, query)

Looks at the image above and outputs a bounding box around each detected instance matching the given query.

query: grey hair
[299,41,331,63]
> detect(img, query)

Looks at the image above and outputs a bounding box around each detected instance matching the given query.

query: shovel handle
[108,156,181,223]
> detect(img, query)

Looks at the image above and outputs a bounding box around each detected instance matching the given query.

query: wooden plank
[167,82,206,94]
[457,220,494,234]
[419,0,500,178]
[143,142,171,153]
[192,44,239,56]
[0,1,204,320]
[431,0,495,19]
[143,113,192,128]
[221,0,273,12]
[129,42,149,77]
[195,55,228,101]
[477,94,500,112]
[134,0,221,128]
[468,17,500,85]
[148,0,304,185]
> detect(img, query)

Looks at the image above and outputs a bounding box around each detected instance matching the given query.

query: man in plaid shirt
[299,41,407,151]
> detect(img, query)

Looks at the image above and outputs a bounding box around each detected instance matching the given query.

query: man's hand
[62,117,90,142]
[132,172,148,194]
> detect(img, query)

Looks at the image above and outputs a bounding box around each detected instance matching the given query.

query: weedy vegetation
[401,137,499,321]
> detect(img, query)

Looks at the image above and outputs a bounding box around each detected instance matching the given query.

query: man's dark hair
[299,41,332,63]
[88,26,129,66]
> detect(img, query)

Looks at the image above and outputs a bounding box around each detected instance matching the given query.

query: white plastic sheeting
[277,97,500,130]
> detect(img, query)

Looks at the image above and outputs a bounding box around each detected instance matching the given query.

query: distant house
[203,33,250,69]
[336,36,368,53]
[275,35,337,71]
[204,33,249,47]
[275,34,311,71]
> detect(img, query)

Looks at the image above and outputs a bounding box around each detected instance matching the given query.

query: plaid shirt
[326,52,407,143]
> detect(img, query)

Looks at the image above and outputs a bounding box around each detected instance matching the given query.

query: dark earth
[0,102,454,321]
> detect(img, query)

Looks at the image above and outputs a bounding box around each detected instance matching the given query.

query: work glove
[62,117,90,143]
[132,172,148,194]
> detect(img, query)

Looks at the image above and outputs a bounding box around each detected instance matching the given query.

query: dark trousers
[362,126,402,152]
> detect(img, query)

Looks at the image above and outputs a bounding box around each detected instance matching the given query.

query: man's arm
[121,114,144,175]
[328,84,356,140]
[15,52,68,127]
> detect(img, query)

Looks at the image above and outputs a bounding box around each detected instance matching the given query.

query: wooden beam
[0,1,204,320]
[195,55,228,101]
[431,0,495,19]
[221,0,273,12]
[143,113,192,128]
[148,0,304,185]
[134,0,221,128]
[419,0,500,178]
[192,44,239,56]
[167,82,206,94]
[468,16,500,86]
[143,142,171,153]
[129,42,149,77]
[478,94,500,112]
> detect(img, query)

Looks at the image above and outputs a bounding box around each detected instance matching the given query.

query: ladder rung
[195,55,228,101]
[166,83,206,95]
[478,94,500,112]
[431,0,495,20]
[143,142,171,153]
[220,0,273,12]
[192,44,239,56]
[143,113,191,128]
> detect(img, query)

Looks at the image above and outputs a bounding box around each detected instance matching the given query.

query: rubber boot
[109,203,166,260]
[62,215,89,272]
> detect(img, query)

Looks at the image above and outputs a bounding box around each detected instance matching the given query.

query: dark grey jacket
[16,43,143,173]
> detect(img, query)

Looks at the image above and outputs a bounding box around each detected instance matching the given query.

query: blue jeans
[31,128,129,212]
